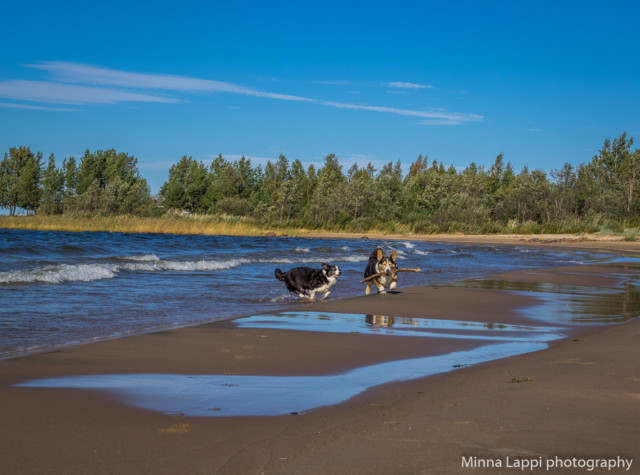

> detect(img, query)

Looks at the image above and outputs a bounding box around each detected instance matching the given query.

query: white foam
[260,254,366,265]
[154,258,250,272]
[122,254,160,262]
[0,250,369,285]
[334,255,368,263]
[0,256,252,284]
[0,263,118,284]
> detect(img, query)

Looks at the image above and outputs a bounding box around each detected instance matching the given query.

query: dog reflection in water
[365,315,396,327]
[365,315,421,328]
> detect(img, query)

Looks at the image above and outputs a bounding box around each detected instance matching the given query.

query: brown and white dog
[363,247,398,295]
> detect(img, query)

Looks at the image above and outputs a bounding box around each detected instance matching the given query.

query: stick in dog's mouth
[360,268,421,283]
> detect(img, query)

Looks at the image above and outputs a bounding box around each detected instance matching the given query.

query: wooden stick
[360,268,421,283]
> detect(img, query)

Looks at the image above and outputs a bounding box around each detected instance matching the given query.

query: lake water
[0,228,619,359]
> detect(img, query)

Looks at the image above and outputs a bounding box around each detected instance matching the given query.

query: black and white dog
[275,263,342,300]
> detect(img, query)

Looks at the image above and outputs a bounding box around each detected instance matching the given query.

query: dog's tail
[275,268,286,281]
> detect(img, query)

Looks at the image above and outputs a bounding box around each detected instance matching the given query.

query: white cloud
[28,61,312,102]
[1,62,482,124]
[321,100,482,122]
[0,101,80,111]
[313,80,351,86]
[418,119,465,126]
[389,81,433,89]
[0,80,180,105]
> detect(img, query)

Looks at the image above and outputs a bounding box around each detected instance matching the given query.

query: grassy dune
[1,214,638,242]
[0,214,303,237]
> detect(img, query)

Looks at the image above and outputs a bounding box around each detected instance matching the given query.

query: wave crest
[0,252,367,285]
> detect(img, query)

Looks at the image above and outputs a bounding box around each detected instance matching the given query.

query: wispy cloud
[313,80,351,86]
[0,101,80,111]
[322,100,482,123]
[28,61,312,102]
[0,80,179,105]
[0,62,482,124]
[388,81,433,90]
[418,119,467,126]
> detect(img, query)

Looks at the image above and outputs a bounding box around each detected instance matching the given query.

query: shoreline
[2,216,639,253]
[1,241,639,473]
[2,234,637,363]
[299,231,640,255]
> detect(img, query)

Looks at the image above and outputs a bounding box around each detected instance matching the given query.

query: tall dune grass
[0,214,306,237]
[1,214,636,239]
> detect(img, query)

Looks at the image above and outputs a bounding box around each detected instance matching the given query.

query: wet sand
[1,238,640,474]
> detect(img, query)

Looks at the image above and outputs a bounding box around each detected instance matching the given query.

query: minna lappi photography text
[461,455,634,472]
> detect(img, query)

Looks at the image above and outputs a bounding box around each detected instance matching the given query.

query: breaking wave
[0,256,250,284]
[0,253,366,285]
[0,263,119,284]
[257,255,367,266]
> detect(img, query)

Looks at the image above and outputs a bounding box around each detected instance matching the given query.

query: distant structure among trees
[1,133,639,233]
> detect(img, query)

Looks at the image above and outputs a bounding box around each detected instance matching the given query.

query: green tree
[206,155,258,215]
[204,154,231,208]
[346,163,376,221]
[288,159,315,222]
[309,154,347,225]
[374,161,404,221]
[550,163,577,219]
[272,155,293,221]
[160,155,211,212]
[592,133,640,216]
[0,147,43,215]
[0,153,12,213]
[502,167,552,223]
[61,156,78,213]
[183,159,211,213]
[161,156,193,209]
[72,149,150,214]
[62,156,78,197]
[40,154,65,214]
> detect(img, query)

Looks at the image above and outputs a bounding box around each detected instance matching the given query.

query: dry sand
[1,236,640,474]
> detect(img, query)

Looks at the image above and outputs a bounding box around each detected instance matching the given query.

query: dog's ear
[391,250,397,262]
[321,262,329,271]
[376,248,384,261]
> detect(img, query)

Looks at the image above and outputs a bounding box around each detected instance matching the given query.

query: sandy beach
[1,235,639,474]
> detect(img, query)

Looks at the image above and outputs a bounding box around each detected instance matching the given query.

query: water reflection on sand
[16,311,563,416]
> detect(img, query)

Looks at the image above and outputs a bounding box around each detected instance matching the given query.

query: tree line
[0,148,152,216]
[2,133,639,233]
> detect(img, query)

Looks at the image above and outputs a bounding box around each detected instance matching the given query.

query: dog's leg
[308,291,316,300]
[365,283,371,295]
[323,291,331,299]
[375,279,386,294]
[390,274,398,290]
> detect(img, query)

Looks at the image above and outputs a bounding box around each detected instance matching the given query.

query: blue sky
[1,0,639,194]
